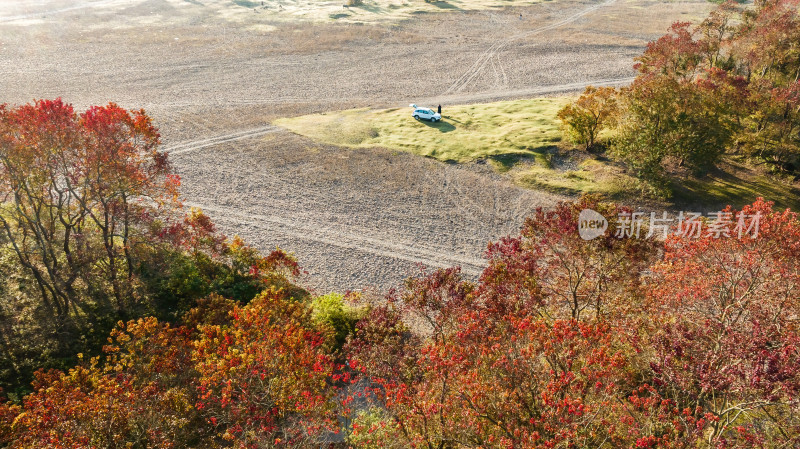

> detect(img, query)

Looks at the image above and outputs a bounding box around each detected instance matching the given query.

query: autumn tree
[4,318,201,448]
[641,199,800,446]
[616,20,720,186]
[3,196,800,448]
[344,269,465,448]
[150,208,304,317]
[479,195,658,322]
[0,390,17,446]
[0,99,178,326]
[557,85,618,151]
[634,22,704,79]
[0,99,309,396]
[566,0,800,193]
[612,69,746,194]
[349,308,632,447]
[726,0,800,171]
[346,196,800,448]
[193,288,340,447]
[346,198,659,448]
[1,287,343,448]
[737,80,800,171]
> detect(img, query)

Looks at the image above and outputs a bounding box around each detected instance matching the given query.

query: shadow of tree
[670,163,800,211]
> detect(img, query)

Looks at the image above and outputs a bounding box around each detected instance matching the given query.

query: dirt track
[0,0,711,292]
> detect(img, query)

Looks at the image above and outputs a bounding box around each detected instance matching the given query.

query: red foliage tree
[347,198,657,447]
[0,389,18,445]
[642,199,800,446]
[5,318,199,448]
[479,196,658,321]
[0,99,179,320]
[635,22,704,79]
[1,290,341,448]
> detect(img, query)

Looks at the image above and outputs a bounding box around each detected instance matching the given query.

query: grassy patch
[513,157,639,198]
[275,97,646,199]
[670,160,800,211]
[276,97,800,210]
[275,97,567,162]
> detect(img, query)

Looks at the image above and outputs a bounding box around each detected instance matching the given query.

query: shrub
[311,292,364,351]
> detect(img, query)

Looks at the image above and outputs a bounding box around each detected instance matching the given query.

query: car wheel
[413,115,419,119]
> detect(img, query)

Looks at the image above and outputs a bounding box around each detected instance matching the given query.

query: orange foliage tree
[1,288,340,448]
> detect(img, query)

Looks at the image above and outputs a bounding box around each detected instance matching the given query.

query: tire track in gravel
[444,0,618,94]
[183,201,487,277]
[496,54,508,87]
[163,125,281,156]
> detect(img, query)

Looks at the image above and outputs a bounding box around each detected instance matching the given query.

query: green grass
[274,97,567,163]
[513,157,640,198]
[671,160,800,211]
[275,97,799,210]
[273,97,644,199]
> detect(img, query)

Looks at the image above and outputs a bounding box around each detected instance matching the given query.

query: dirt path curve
[443,0,618,95]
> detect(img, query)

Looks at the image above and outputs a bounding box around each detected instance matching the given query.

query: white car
[410,104,441,122]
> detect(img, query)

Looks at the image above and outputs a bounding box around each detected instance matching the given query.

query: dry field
[0,0,711,292]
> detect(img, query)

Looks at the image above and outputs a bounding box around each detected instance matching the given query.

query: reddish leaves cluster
[347,198,800,448]
[0,99,179,319]
[194,289,338,447]
[642,199,800,445]
[480,195,658,321]
[9,319,197,448]
[1,197,798,448]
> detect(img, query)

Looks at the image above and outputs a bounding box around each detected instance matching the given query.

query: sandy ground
[0,0,711,292]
